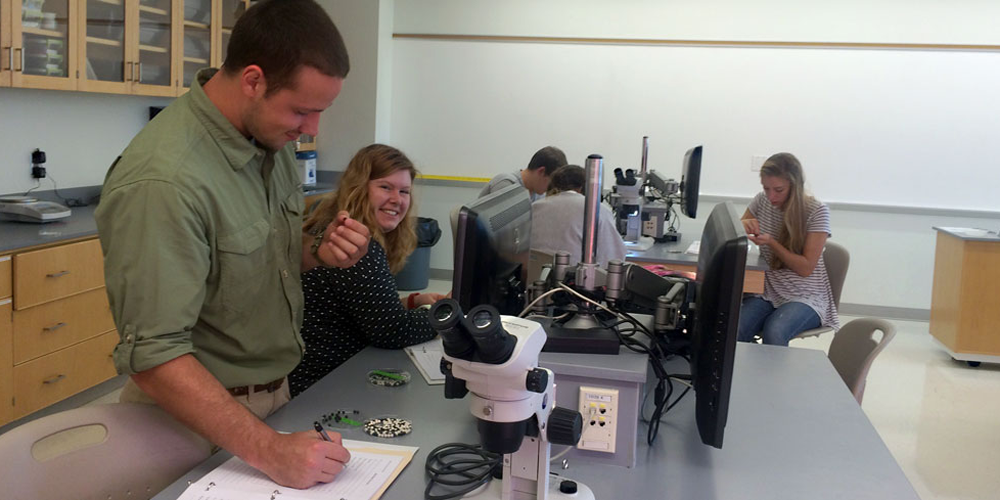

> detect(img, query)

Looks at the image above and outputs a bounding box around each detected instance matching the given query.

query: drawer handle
[46,270,71,278]
[43,374,67,385]
[43,322,68,332]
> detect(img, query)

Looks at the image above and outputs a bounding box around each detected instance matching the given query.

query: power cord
[425,443,501,500]
[46,174,90,207]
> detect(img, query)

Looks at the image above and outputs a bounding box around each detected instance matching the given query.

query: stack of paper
[177,440,417,500]
[405,338,445,385]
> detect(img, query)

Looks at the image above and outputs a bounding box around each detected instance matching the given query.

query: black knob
[559,480,578,494]
[525,368,548,393]
[547,407,583,447]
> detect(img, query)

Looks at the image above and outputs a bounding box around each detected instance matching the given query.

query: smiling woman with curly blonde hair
[291,144,445,396]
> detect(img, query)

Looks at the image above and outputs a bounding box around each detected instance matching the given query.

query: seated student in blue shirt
[479,146,568,202]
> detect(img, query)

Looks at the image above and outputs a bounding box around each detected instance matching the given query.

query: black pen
[314,421,334,442]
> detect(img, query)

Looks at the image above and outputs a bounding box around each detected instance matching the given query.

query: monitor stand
[537,314,621,355]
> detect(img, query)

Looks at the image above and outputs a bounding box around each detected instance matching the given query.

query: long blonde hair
[305,144,418,273]
[760,152,813,270]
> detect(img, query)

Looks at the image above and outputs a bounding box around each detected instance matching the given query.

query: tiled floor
[5,288,998,499]
[793,316,1000,500]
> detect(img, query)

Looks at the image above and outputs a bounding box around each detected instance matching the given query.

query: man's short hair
[547,165,585,195]
[224,0,350,95]
[526,146,568,176]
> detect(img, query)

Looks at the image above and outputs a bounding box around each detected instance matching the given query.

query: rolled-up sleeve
[97,179,210,374]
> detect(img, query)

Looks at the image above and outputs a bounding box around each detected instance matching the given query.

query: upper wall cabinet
[179,0,245,93]
[8,0,79,91]
[1,0,248,96]
[77,0,177,96]
[1,0,10,86]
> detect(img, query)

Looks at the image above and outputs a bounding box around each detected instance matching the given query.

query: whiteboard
[390,39,1000,211]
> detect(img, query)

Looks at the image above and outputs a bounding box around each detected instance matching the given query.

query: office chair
[791,241,850,340]
[827,317,896,404]
[0,403,211,500]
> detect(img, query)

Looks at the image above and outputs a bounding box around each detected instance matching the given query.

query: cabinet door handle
[15,47,23,72]
[46,270,70,278]
[43,322,67,332]
[43,374,67,385]
[137,62,143,83]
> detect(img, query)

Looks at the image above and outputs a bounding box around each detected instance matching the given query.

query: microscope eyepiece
[463,305,516,365]
[429,299,476,361]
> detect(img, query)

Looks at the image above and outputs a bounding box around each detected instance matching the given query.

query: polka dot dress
[289,241,437,397]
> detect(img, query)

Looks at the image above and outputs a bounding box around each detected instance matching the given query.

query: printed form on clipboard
[176,440,417,500]
[405,338,445,385]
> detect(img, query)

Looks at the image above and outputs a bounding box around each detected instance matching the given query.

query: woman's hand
[413,292,448,308]
[748,232,773,247]
[741,217,760,237]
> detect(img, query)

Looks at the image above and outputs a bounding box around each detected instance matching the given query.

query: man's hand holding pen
[250,425,352,489]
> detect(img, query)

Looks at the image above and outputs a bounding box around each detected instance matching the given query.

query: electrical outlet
[578,386,618,454]
[750,155,767,172]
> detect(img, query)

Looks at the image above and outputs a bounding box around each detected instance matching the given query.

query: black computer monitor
[453,184,532,316]
[690,201,747,448]
[680,145,701,218]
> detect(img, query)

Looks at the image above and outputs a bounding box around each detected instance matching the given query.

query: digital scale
[0,196,72,223]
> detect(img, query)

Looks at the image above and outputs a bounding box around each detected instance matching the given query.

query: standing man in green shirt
[95,0,366,489]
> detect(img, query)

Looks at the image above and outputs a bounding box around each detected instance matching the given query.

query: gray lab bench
[152,343,919,500]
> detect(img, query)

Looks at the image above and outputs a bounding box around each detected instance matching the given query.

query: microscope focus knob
[525,368,549,393]
[547,407,583,446]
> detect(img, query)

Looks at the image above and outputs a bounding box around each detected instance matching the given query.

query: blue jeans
[738,296,821,346]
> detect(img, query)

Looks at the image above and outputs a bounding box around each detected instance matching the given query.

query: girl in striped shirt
[737,153,840,346]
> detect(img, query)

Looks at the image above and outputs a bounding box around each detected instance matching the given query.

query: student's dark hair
[546,165,585,196]
[224,0,350,95]
[525,146,568,176]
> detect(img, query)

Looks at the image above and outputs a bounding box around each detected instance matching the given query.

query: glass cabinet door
[12,0,77,90]
[134,0,173,95]
[217,0,245,66]
[2,0,12,86]
[180,0,211,90]
[80,0,127,92]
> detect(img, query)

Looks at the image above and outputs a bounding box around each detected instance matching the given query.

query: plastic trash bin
[395,217,442,291]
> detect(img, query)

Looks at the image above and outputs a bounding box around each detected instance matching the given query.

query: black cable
[22,180,41,196]
[425,443,501,500]
[46,174,89,207]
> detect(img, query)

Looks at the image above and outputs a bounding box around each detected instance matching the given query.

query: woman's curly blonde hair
[304,144,418,273]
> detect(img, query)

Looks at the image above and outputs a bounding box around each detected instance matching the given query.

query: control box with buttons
[577,386,619,454]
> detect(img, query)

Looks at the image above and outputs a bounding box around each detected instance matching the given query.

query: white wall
[392,0,1000,314]
[390,4,1000,211]
[394,0,1000,45]
[0,88,170,194]
[316,0,394,171]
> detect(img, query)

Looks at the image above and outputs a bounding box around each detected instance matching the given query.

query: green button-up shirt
[96,69,305,388]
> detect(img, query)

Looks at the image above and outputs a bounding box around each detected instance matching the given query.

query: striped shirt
[748,192,840,330]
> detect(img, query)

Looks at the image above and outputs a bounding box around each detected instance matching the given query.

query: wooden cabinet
[178,0,246,93]
[1,256,13,425]
[0,0,247,95]
[929,228,1000,365]
[13,238,105,309]
[1,0,11,86]
[78,0,177,96]
[7,0,79,90]
[0,239,119,425]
